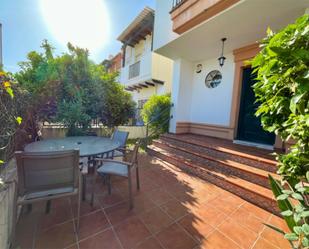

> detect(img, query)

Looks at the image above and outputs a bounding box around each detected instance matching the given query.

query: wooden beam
[145,81,155,86]
[122,17,154,47]
[152,79,165,85]
[139,83,148,88]
[125,87,134,91]
[122,44,127,67]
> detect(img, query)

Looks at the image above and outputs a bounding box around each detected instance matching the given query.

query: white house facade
[118,7,173,123]
[154,0,308,149]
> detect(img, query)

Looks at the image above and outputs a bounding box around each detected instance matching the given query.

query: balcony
[129,61,140,79]
[120,52,152,87]
[171,0,188,11]
[170,0,240,34]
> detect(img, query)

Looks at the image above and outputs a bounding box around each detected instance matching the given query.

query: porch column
[169,58,193,133]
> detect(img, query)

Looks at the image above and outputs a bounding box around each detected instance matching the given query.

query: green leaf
[16,116,22,125]
[302,224,309,235]
[266,27,274,36]
[290,94,304,114]
[294,213,302,223]
[268,175,296,231]
[291,193,304,201]
[281,210,293,217]
[284,233,299,241]
[302,237,309,247]
[5,87,14,98]
[0,160,4,165]
[300,211,309,218]
[277,194,289,200]
[269,46,288,55]
[293,226,303,235]
[295,204,305,213]
[282,190,293,195]
[264,223,285,235]
[295,182,303,189]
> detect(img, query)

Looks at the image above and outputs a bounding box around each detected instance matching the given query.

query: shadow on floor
[15,153,290,249]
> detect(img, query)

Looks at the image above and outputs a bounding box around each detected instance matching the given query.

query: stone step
[147,145,279,215]
[152,139,279,189]
[161,133,278,172]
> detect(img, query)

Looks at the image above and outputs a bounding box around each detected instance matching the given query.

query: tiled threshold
[14,154,290,249]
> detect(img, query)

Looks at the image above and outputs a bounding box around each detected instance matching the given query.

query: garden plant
[252,14,309,248]
[0,71,23,166]
[16,40,135,136]
[141,94,172,136]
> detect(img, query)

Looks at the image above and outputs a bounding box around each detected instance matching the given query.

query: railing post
[145,123,149,146]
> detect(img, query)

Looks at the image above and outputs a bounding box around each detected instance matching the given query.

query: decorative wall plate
[196,64,202,74]
[205,70,222,88]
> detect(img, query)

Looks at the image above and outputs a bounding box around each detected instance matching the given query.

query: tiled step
[161,133,277,173]
[152,139,279,189]
[147,145,279,215]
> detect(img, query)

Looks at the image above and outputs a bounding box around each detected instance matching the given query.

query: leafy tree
[141,94,171,134]
[252,14,309,248]
[0,71,24,165]
[16,40,135,136]
[99,73,136,128]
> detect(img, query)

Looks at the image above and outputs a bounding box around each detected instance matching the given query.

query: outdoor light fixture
[218,38,227,67]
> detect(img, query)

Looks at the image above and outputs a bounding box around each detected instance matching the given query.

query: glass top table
[24,136,121,157]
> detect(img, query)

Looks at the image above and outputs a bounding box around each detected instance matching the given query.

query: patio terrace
[14,153,290,249]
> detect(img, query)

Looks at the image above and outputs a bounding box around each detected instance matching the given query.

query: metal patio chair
[13,150,82,237]
[109,129,129,158]
[91,141,140,209]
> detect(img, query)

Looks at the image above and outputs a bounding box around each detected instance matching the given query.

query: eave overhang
[118,7,155,47]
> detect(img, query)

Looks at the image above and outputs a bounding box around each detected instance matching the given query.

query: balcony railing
[129,61,140,79]
[171,0,188,11]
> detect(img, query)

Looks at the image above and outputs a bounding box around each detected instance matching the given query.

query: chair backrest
[15,150,80,196]
[130,141,140,166]
[112,130,129,148]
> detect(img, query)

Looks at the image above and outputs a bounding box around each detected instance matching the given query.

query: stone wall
[0,159,17,249]
[41,126,147,139]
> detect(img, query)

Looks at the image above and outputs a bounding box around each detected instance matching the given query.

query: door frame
[229,43,282,148]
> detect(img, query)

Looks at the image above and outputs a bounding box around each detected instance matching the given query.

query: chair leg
[45,200,51,214]
[26,204,32,214]
[136,167,140,190]
[128,175,133,209]
[82,174,86,201]
[11,185,18,248]
[91,173,96,207]
[76,190,81,234]
[107,175,112,195]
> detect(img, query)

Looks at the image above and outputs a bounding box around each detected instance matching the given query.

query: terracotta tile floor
[15,154,290,249]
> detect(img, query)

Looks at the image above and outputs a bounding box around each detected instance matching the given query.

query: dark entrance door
[237,67,275,145]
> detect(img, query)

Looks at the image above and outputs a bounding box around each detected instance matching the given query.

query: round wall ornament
[196,64,202,74]
[205,70,222,88]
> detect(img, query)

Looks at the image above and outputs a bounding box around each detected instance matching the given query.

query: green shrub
[0,71,24,164]
[141,94,171,135]
[252,14,309,248]
[16,41,135,136]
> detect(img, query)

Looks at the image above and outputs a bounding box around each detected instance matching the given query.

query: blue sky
[0,0,155,72]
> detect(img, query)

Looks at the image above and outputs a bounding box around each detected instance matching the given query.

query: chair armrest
[94,158,132,166]
[116,147,132,153]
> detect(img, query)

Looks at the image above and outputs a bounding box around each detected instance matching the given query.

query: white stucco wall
[131,85,165,103]
[152,52,173,94]
[170,54,235,132]
[120,51,152,87]
[154,0,178,51]
[190,53,235,126]
[170,58,193,132]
